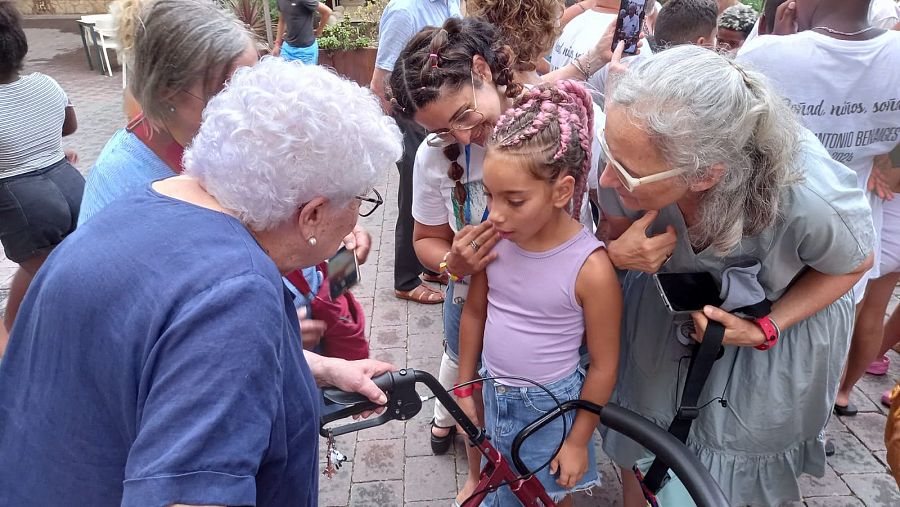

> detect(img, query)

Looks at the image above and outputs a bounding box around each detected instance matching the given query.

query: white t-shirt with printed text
[737,30,900,191]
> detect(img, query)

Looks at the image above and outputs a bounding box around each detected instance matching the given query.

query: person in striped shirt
[0,0,83,356]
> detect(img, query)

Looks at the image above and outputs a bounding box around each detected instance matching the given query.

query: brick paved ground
[3,17,900,507]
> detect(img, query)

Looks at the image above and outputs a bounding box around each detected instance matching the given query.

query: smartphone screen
[327,247,360,300]
[611,0,647,55]
[653,272,724,314]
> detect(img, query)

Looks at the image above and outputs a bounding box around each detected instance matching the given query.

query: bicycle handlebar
[320,369,729,507]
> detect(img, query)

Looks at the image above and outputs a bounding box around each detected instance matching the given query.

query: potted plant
[317,0,386,87]
[317,18,376,86]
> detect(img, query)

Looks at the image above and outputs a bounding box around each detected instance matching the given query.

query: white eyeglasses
[598,130,685,192]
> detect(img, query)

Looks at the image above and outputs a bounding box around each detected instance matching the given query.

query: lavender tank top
[481,227,604,387]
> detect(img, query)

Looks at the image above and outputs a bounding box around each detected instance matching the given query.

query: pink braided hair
[488,80,594,220]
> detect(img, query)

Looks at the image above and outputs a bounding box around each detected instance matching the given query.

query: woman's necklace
[811,25,876,37]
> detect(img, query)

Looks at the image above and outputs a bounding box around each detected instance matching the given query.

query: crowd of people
[0,0,898,506]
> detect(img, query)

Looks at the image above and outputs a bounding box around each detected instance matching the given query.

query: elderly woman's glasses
[598,130,685,192]
[425,73,486,148]
[355,188,383,217]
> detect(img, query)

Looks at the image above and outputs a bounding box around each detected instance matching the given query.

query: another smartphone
[611,0,647,56]
[653,272,724,315]
[327,247,360,300]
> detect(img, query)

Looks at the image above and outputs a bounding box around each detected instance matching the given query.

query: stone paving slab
[4,17,900,507]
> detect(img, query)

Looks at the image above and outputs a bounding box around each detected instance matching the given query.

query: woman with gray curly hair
[597,46,874,506]
[0,58,402,506]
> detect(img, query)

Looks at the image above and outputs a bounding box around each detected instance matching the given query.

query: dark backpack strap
[643,320,726,492]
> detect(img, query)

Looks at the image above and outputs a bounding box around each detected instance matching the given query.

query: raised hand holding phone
[610,0,648,55]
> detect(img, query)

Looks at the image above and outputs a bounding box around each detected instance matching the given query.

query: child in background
[456,81,622,506]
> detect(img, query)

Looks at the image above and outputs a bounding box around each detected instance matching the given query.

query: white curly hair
[184,57,403,230]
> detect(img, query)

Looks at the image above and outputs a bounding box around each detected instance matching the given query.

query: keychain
[323,430,348,479]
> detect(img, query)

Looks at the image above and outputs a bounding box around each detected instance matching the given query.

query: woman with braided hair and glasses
[453,79,621,506]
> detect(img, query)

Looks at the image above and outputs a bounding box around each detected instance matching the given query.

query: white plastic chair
[90,14,126,88]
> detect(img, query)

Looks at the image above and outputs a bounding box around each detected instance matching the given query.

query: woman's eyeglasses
[598,130,685,192]
[426,73,486,148]
[355,188,383,217]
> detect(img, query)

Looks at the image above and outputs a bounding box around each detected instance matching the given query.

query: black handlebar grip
[322,371,396,406]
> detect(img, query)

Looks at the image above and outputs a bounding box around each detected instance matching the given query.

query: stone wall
[17,0,112,15]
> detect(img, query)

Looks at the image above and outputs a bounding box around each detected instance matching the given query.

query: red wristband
[453,382,482,398]
[753,315,780,351]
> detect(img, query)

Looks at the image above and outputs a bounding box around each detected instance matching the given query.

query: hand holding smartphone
[611,0,648,55]
[653,272,724,315]
[327,247,360,300]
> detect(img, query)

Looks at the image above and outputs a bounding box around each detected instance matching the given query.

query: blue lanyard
[463,144,490,225]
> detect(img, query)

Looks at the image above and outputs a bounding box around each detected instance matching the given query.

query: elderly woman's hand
[445,221,500,278]
[342,225,372,265]
[690,305,767,348]
[606,210,677,273]
[312,355,395,418]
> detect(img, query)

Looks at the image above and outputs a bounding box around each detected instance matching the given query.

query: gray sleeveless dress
[600,129,875,506]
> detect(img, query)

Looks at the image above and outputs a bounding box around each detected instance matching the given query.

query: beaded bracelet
[438,251,461,282]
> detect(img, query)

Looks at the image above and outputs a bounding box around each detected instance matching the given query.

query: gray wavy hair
[184,58,403,230]
[607,45,803,254]
[113,0,252,129]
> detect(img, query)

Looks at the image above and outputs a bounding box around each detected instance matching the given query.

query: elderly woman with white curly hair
[0,58,401,507]
[596,46,874,506]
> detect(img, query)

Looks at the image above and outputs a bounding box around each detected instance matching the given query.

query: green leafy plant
[318,18,373,51]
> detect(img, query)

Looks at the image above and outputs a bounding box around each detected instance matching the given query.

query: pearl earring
[307,237,317,247]
[169,106,176,112]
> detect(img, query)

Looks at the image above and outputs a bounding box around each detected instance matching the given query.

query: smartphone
[327,247,360,300]
[653,272,724,315]
[611,0,647,56]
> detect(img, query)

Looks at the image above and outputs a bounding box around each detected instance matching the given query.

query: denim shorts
[481,366,600,505]
[0,159,84,263]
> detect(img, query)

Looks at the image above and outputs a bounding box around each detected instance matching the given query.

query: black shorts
[0,159,85,263]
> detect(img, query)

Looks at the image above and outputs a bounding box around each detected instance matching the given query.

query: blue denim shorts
[481,367,600,505]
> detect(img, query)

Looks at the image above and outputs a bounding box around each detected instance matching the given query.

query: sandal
[430,419,456,455]
[422,272,450,285]
[395,284,445,305]
[833,402,858,417]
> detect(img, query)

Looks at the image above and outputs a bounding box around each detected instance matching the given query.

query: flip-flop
[882,390,893,407]
[395,284,445,305]
[833,402,858,416]
[825,439,835,457]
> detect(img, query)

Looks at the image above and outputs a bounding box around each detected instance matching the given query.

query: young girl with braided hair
[389,17,605,504]
[455,80,622,506]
